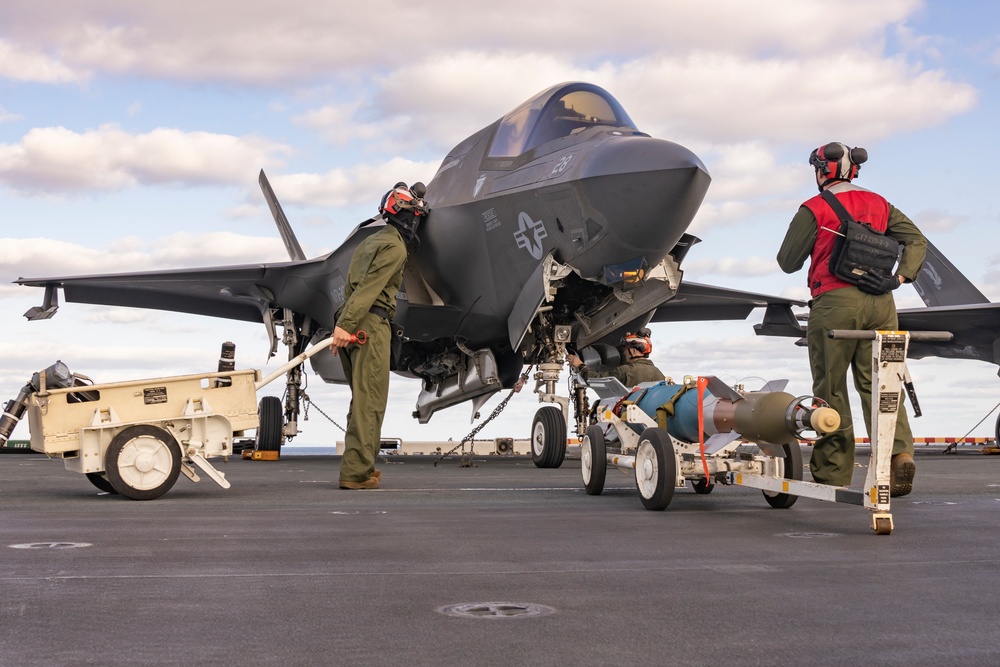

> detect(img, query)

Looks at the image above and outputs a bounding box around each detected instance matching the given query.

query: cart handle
[255,337,335,391]
[828,329,953,342]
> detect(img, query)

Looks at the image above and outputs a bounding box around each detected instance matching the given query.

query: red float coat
[800,183,890,298]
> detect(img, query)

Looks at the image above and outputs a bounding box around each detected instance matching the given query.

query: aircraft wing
[652,281,804,324]
[16,255,342,327]
[897,303,1000,365]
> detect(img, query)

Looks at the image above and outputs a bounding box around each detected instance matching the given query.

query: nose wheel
[531,406,567,468]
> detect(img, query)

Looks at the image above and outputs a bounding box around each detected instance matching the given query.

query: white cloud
[268,157,440,209]
[293,47,975,175]
[682,256,783,279]
[0,126,291,192]
[0,38,86,83]
[0,106,22,123]
[0,1,922,85]
[609,52,977,145]
[911,208,968,233]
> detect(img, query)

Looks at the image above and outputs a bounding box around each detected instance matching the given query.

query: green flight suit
[580,357,665,388]
[778,200,927,486]
[336,225,408,484]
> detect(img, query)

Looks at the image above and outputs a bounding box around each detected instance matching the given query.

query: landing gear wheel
[104,425,182,500]
[581,425,607,495]
[691,478,714,495]
[256,396,284,451]
[85,472,118,494]
[763,440,803,509]
[634,428,675,511]
[531,406,566,469]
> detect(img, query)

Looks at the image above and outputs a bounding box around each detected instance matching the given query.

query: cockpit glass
[488,87,637,159]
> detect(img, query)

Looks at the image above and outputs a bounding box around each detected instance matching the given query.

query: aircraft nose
[572,135,711,272]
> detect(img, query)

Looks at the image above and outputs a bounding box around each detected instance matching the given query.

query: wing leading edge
[16,255,342,327]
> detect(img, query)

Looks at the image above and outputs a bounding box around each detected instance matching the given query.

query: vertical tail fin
[258,170,307,261]
[912,239,988,307]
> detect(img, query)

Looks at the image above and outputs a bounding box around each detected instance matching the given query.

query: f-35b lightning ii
[18,82,799,466]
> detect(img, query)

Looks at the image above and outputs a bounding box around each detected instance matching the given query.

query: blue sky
[2,0,999,446]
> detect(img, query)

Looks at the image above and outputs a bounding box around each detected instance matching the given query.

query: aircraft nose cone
[573,136,710,272]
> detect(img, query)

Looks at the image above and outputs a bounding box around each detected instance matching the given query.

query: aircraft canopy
[488,83,638,159]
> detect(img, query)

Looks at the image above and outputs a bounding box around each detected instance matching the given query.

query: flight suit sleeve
[336,241,407,332]
[777,206,817,274]
[609,365,631,386]
[885,204,927,283]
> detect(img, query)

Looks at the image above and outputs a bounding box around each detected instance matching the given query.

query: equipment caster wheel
[763,440,803,509]
[581,425,607,495]
[634,428,675,511]
[872,513,894,535]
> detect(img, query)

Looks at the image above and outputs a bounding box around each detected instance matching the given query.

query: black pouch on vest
[822,191,900,284]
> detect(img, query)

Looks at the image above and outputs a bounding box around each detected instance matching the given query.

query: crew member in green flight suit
[332,182,427,489]
[567,328,665,387]
[777,142,926,496]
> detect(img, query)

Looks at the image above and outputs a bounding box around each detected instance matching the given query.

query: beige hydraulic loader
[1,338,341,499]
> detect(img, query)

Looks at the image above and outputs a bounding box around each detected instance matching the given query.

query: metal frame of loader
[24,338,341,500]
[580,330,951,535]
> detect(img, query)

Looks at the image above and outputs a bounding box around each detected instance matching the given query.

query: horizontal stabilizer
[753,303,805,338]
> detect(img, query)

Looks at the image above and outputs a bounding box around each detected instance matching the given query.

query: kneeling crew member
[333,181,428,490]
[567,328,665,387]
[777,142,926,497]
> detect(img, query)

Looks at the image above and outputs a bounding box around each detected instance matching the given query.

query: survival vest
[801,183,890,297]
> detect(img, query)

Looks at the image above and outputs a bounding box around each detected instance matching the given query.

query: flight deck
[2,446,998,666]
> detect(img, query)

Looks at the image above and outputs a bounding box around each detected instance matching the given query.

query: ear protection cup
[810,142,867,184]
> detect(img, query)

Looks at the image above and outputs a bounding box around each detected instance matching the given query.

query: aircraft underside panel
[575,269,680,349]
[414,348,501,424]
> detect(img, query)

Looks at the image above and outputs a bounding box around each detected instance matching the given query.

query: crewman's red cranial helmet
[379,181,428,244]
[809,142,868,190]
[380,182,428,217]
[622,328,652,356]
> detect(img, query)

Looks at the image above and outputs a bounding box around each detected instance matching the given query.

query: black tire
[995,412,999,451]
[634,427,676,511]
[582,425,607,495]
[104,425,182,500]
[85,472,118,495]
[530,406,566,469]
[256,396,284,451]
[763,440,804,509]
[691,478,715,495]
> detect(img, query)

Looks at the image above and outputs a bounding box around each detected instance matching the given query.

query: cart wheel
[531,406,566,469]
[873,515,894,535]
[85,472,118,495]
[763,440,803,509]
[256,396,284,451]
[582,425,607,495]
[105,425,182,500]
[634,428,675,511]
[691,478,715,495]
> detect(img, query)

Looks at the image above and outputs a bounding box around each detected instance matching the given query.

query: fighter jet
[17,81,799,466]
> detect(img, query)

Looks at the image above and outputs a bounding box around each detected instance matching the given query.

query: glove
[857,270,900,295]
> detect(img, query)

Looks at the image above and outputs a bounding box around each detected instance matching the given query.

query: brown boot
[370,469,382,481]
[339,476,380,490]
[890,453,915,497]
